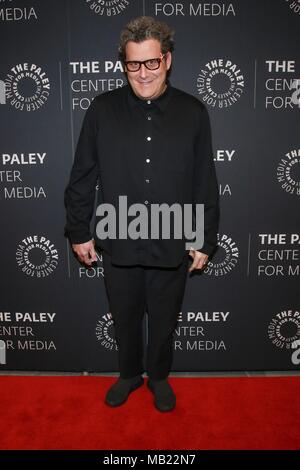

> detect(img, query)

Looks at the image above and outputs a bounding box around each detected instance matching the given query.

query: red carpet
[0,376,299,450]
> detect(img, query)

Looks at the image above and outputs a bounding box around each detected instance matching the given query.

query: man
[64,16,219,412]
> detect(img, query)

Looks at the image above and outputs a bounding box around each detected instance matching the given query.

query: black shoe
[105,375,144,407]
[147,379,176,412]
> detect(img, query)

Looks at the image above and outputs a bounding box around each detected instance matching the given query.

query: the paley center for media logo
[95,312,117,351]
[84,0,130,16]
[196,58,245,108]
[16,235,59,277]
[0,63,50,111]
[276,148,300,195]
[268,309,300,365]
[285,0,300,16]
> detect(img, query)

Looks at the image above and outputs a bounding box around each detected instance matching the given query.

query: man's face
[125,38,172,100]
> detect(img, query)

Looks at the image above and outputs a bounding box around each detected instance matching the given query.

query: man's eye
[147,60,157,66]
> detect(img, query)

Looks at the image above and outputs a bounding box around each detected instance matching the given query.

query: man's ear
[165,51,172,70]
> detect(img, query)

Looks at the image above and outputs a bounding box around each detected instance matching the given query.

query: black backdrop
[0,0,299,373]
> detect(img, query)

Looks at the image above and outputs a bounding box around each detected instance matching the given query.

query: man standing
[64,17,219,412]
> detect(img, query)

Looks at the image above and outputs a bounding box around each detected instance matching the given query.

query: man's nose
[139,63,149,79]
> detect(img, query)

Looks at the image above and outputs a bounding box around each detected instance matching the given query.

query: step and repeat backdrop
[0,0,299,373]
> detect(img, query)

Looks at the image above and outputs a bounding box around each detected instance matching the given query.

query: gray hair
[119,16,175,61]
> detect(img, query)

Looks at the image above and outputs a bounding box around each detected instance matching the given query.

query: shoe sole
[105,377,144,407]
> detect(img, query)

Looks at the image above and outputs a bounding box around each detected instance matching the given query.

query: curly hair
[119,16,175,61]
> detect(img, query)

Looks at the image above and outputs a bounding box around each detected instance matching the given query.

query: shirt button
[147,116,152,121]
[147,100,151,104]
[146,158,150,163]
[145,179,150,183]
[147,136,151,141]
[145,200,149,205]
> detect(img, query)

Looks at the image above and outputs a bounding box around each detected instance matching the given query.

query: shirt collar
[127,80,172,112]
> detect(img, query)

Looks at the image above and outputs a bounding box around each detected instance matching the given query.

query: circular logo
[85,0,130,16]
[277,149,300,196]
[16,235,58,277]
[285,0,300,15]
[196,59,244,108]
[204,233,239,276]
[95,313,118,351]
[5,63,50,111]
[268,310,300,349]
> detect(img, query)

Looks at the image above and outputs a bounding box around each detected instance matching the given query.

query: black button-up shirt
[64,82,220,267]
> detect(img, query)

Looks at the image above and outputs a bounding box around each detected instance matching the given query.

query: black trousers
[102,252,189,380]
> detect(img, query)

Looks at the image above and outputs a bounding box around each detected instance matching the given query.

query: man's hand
[72,239,98,267]
[188,249,209,272]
